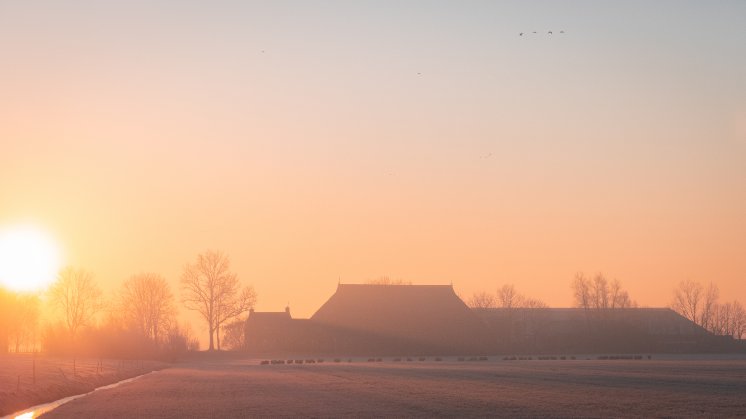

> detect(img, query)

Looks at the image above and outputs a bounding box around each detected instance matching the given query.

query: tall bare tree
[671,279,719,329]
[49,267,103,341]
[671,279,702,324]
[700,282,720,330]
[733,301,746,339]
[572,273,592,311]
[180,250,255,351]
[573,273,634,310]
[118,273,176,344]
[468,291,496,308]
[497,284,524,308]
[7,293,41,352]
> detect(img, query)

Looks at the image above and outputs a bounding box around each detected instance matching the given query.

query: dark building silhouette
[474,307,726,353]
[245,284,740,355]
[246,284,486,355]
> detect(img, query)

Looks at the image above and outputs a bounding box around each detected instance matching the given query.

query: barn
[245,283,735,355]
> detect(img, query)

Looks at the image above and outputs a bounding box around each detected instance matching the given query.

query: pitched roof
[311,284,485,348]
[247,311,291,323]
[473,307,709,335]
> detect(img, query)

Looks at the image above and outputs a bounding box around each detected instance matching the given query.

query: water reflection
[4,371,157,419]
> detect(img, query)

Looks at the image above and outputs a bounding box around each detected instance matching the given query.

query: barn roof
[473,307,708,335]
[247,310,291,323]
[310,284,485,348]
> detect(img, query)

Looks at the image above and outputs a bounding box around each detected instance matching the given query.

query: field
[0,354,166,417]
[24,354,746,418]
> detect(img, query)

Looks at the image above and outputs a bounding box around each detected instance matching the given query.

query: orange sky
[1,1,745,327]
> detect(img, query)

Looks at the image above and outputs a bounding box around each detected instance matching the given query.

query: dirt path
[40,358,746,418]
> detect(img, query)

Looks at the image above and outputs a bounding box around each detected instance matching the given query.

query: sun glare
[0,225,62,292]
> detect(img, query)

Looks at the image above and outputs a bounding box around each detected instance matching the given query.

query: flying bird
[519,32,524,36]
[548,31,553,35]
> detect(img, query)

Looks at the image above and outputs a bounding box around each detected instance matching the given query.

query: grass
[0,353,167,416]
[32,354,746,418]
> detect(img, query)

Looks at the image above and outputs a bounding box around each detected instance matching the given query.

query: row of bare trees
[671,279,745,339]
[467,284,548,309]
[1,250,255,355]
[571,273,636,310]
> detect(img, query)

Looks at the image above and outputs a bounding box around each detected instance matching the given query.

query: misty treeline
[0,250,256,358]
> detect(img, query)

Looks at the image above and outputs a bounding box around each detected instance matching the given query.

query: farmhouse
[245,283,734,355]
[246,284,487,355]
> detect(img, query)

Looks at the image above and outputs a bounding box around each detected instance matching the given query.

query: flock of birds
[520,30,565,36]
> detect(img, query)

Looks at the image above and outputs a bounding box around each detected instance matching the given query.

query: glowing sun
[0,225,62,292]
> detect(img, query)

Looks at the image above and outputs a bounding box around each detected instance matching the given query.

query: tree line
[0,250,256,357]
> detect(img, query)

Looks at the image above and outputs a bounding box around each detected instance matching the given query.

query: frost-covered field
[41,355,746,418]
[0,354,165,417]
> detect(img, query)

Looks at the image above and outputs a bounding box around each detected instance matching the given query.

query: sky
[1,1,745,325]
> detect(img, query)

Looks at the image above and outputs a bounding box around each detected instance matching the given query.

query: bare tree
[572,273,592,310]
[608,279,633,309]
[118,273,176,344]
[49,267,103,341]
[733,301,746,339]
[671,279,703,324]
[221,319,246,350]
[497,284,524,309]
[591,275,609,309]
[700,282,720,330]
[468,291,496,308]
[7,293,41,352]
[522,297,548,309]
[671,279,720,329]
[573,273,635,310]
[180,250,256,351]
[708,300,745,339]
